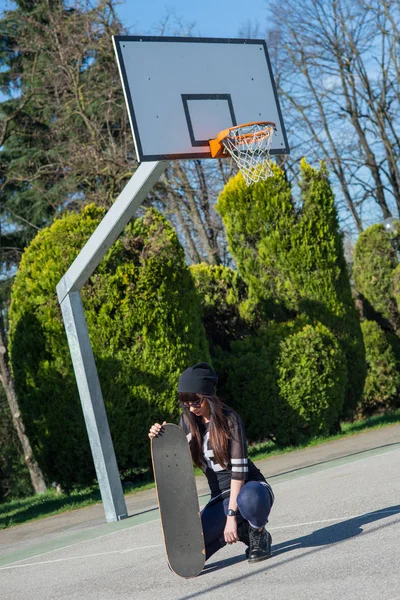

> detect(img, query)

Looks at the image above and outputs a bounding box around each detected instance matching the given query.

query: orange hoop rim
[217,121,276,143]
[209,121,276,158]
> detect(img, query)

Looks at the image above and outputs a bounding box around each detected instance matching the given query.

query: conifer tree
[0,0,128,266]
[216,160,366,415]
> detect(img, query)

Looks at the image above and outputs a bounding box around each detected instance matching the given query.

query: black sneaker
[248,526,272,563]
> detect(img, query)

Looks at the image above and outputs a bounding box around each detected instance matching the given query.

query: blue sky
[117,0,269,37]
[0,0,270,38]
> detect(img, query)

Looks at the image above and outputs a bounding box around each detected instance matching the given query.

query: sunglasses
[179,399,204,409]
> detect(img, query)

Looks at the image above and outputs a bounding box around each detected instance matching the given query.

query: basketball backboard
[113,36,289,162]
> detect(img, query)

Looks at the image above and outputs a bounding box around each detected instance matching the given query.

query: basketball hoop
[209,121,276,186]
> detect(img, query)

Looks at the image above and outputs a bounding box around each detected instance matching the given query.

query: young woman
[148,362,274,563]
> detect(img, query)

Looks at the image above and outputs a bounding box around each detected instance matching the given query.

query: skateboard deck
[151,423,205,578]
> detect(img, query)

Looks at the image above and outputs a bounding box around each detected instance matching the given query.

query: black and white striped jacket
[179,408,273,502]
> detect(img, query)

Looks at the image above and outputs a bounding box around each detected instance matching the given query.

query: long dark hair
[179,393,232,469]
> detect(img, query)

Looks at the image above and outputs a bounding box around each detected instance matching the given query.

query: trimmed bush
[297,161,365,416]
[360,320,400,415]
[190,263,254,352]
[277,323,347,439]
[9,205,209,489]
[216,320,347,446]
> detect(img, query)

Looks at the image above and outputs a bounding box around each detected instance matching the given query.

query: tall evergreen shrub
[9,205,209,489]
[360,320,400,415]
[216,160,364,416]
[216,163,295,321]
[353,224,400,332]
[297,161,365,416]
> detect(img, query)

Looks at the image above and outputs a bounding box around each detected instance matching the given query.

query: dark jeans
[201,481,274,560]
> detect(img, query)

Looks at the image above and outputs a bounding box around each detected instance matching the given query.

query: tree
[0,386,32,502]
[0,311,47,493]
[153,159,235,266]
[352,221,400,414]
[0,0,230,492]
[268,0,400,233]
[0,0,131,268]
[0,0,130,493]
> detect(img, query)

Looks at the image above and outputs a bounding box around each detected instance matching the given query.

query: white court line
[0,544,163,571]
[273,447,400,486]
[2,507,398,572]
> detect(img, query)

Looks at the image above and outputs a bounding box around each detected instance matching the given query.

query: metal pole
[57,160,170,522]
[60,292,127,522]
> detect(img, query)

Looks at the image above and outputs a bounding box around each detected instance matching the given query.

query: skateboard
[151,423,205,578]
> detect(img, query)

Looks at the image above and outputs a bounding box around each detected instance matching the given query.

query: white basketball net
[221,122,275,186]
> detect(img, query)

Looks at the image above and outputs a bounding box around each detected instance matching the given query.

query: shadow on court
[273,505,400,556]
[202,505,400,574]
[177,514,400,600]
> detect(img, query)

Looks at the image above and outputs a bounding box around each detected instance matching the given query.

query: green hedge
[216,320,346,446]
[9,205,209,489]
[360,320,400,415]
[392,263,400,329]
[353,224,400,332]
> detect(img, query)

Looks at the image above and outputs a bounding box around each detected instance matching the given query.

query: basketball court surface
[1,428,399,600]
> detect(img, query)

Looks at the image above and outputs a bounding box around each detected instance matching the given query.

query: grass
[0,480,155,531]
[1,409,400,531]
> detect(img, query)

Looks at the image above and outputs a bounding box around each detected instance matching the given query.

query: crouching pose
[149,362,274,563]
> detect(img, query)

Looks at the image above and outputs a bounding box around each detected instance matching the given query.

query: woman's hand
[148,421,166,439]
[224,516,239,544]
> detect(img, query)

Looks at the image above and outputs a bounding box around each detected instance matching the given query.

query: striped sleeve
[228,411,248,481]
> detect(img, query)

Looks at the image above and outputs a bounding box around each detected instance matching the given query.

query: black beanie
[178,362,218,396]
